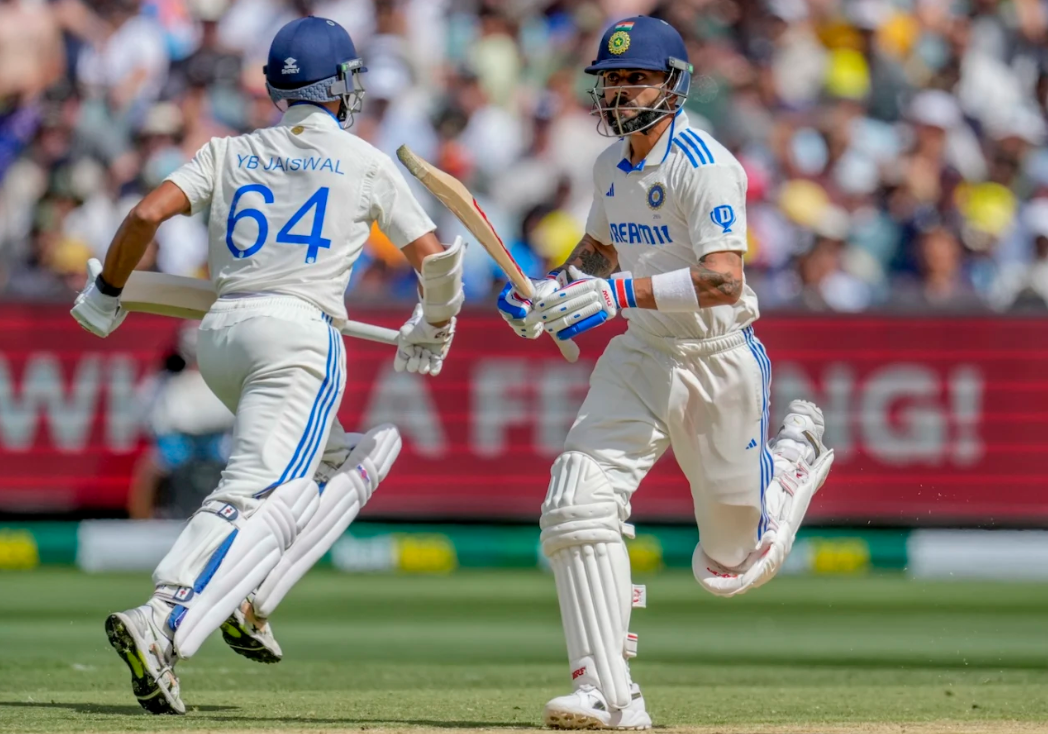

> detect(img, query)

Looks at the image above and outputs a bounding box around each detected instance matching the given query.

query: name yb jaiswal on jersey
[236,154,346,175]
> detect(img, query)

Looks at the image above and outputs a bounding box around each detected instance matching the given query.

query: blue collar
[616,108,687,174]
[287,101,341,126]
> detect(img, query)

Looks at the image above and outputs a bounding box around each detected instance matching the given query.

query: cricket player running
[498,16,834,729]
[70,17,465,714]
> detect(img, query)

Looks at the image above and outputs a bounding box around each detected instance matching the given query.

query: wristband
[610,277,637,309]
[95,274,123,297]
[651,268,699,312]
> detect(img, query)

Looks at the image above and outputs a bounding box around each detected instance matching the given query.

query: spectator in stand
[0,0,1045,313]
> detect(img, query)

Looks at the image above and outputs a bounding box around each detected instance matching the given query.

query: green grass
[1,569,1047,732]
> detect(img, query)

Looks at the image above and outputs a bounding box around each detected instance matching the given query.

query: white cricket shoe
[105,605,185,715]
[544,684,651,730]
[220,599,283,664]
[695,400,834,597]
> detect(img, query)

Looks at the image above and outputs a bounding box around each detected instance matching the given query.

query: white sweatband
[651,268,700,312]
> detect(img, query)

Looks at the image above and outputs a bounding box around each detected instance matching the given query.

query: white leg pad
[152,477,319,658]
[251,424,402,618]
[540,452,634,710]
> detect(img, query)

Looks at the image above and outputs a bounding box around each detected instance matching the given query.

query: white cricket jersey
[585,110,759,340]
[165,103,435,320]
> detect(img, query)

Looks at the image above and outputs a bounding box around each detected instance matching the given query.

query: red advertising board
[1,304,1046,524]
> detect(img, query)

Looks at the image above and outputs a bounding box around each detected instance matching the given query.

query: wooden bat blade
[397,145,580,363]
[121,272,215,319]
[396,145,534,298]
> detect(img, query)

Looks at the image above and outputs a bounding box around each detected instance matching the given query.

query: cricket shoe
[105,605,185,715]
[544,684,651,730]
[695,400,834,597]
[221,598,282,664]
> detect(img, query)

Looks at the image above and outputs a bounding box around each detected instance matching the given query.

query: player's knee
[542,451,619,512]
[540,452,626,558]
[694,504,763,573]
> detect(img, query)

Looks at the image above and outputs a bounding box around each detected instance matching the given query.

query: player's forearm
[100,212,160,289]
[628,253,743,310]
[552,235,618,278]
[101,182,190,288]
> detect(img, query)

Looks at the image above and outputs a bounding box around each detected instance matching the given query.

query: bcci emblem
[711,204,736,233]
[608,30,631,55]
[647,182,666,210]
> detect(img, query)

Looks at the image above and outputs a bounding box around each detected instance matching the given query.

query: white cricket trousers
[194,294,347,510]
[566,325,773,568]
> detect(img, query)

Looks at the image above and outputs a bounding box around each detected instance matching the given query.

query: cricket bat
[396,145,581,363]
[118,271,399,346]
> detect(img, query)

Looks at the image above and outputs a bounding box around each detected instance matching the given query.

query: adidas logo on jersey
[746,438,757,449]
[282,57,300,74]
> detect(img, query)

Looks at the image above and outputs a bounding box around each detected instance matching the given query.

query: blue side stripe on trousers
[744,327,772,538]
[194,529,239,593]
[288,325,344,480]
[260,328,335,496]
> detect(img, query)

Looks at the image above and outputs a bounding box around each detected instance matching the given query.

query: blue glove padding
[496,274,563,339]
[525,267,636,340]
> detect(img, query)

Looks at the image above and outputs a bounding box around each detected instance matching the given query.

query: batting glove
[395,304,455,376]
[495,273,564,339]
[525,267,637,340]
[70,258,127,338]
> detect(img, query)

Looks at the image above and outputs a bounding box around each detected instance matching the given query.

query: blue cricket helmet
[264,16,367,128]
[586,15,690,76]
[585,16,693,137]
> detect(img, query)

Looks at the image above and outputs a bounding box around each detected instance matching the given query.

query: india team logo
[608,22,633,55]
[646,182,666,210]
[711,204,736,233]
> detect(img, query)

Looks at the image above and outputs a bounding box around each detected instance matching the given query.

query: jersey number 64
[225,184,331,263]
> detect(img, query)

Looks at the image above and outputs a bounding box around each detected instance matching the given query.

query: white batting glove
[495,273,563,339]
[70,258,127,338]
[525,266,637,341]
[395,304,455,376]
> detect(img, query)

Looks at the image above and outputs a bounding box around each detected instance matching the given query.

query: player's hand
[526,267,635,341]
[495,274,564,339]
[395,304,455,376]
[70,258,127,338]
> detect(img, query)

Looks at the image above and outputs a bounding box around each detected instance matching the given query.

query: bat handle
[552,334,580,362]
[341,320,400,346]
[518,281,581,363]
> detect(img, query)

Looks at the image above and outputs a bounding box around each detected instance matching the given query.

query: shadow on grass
[0,700,236,715]
[200,715,533,728]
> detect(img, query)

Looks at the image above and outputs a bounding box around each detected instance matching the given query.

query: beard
[606,106,665,136]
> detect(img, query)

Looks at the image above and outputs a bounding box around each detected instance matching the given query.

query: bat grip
[517,280,581,363]
[553,336,581,362]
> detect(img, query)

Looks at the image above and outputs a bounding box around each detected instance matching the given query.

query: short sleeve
[165,142,216,215]
[368,154,436,248]
[678,164,749,259]
[585,169,611,243]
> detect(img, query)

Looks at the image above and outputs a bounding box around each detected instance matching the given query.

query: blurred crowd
[3,0,1048,313]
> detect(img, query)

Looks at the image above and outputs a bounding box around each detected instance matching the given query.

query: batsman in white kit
[497,16,835,729]
[69,17,465,715]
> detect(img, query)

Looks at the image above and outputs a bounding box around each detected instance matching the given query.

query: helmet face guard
[587,57,692,137]
[266,58,367,130]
